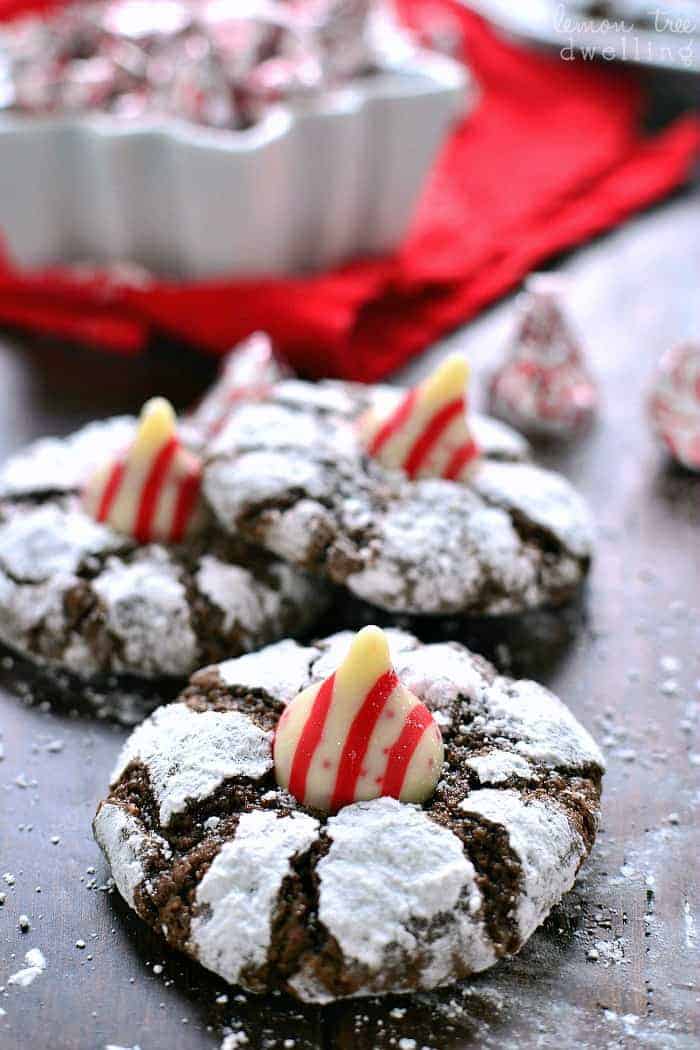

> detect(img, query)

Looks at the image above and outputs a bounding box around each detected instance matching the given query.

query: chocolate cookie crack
[429,804,523,956]
[267,839,328,992]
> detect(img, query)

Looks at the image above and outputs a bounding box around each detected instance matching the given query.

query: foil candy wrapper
[0,0,400,130]
[489,274,599,439]
[649,342,700,472]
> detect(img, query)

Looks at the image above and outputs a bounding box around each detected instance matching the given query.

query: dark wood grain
[1,187,699,1050]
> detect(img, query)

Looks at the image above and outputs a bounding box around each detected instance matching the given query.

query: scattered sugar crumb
[221,1033,249,1049]
[7,948,47,987]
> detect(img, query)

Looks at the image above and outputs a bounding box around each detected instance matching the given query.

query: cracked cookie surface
[94,629,604,1002]
[203,381,594,616]
[0,417,328,679]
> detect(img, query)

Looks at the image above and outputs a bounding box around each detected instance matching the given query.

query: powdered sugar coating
[204,381,593,616]
[197,556,266,635]
[96,629,603,1002]
[464,750,535,785]
[344,481,544,615]
[483,676,604,769]
[471,459,594,559]
[112,704,273,825]
[218,639,319,704]
[94,802,171,908]
[470,412,530,460]
[312,798,496,990]
[0,504,123,582]
[191,810,319,988]
[196,555,315,647]
[93,552,199,677]
[0,417,135,498]
[459,789,585,940]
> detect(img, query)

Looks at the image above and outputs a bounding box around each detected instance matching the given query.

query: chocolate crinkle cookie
[203,376,594,616]
[94,629,604,1003]
[0,416,328,679]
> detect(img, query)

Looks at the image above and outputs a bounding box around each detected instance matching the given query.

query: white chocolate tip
[420,354,469,407]
[134,397,177,454]
[335,625,391,696]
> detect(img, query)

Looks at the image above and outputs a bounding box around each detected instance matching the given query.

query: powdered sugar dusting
[0,571,80,667]
[93,802,171,907]
[471,459,594,558]
[464,750,535,785]
[470,412,530,460]
[196,556,273,638]
[217,640,320,704]
[0,504,122,582]
[460,789,585,940]
[0,416,135,498]
[191,810,319,987]
[313,798,495,991]
[393,643,487,715]
[112,704,273,825]
[221,635,603,778]
[483,676,605,770]
[345,479,546,615]
[93,552,198,677]
[7,948,47,988]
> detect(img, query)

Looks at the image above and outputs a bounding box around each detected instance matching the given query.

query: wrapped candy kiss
[83,396,206,543]
[274,625,444,813]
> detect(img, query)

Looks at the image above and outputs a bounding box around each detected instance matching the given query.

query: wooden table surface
[1,184,699,1050]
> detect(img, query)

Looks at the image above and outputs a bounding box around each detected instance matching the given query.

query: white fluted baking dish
[0,48,469,279]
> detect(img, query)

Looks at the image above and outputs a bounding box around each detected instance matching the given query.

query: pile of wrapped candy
[0,0,402,130]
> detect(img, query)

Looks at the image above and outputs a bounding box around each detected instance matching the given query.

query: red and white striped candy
[358,354,480,481]
[83,397,206,544]
[488,274,598,438]
[274,626,444,813]
[649,342,700,472]
[184,332,288,443]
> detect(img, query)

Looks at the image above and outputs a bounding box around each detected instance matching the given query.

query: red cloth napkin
[0,0,698,380]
